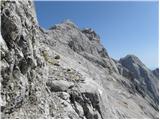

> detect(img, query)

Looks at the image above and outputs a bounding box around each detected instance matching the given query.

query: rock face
[152,68,159,79]
[119,55,159,110]
[0,0,159,119]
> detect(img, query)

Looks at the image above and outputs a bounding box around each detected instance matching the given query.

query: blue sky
[35,1,158,69]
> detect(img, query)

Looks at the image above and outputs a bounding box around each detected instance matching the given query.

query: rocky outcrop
[0,0,159,119]
[1,0,40,116]
[152,68,159,79]
[119,55,159,106]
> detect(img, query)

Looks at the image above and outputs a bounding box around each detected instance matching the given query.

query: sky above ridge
[34,1,158,69]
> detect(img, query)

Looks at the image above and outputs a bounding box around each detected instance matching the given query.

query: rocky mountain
[152,68,159,79]
[0,0,159,119]
[119,55,159,109]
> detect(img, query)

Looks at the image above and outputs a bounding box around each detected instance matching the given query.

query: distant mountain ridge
[152,68,159,79]
[119,55,159,106]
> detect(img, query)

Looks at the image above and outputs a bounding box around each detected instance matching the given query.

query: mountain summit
[0,0,159,119]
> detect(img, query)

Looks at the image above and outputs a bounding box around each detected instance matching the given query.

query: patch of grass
[70,74,80,81]
[48,59,59,66]
[42,50,60,66]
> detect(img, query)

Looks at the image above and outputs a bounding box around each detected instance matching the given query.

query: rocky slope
[152,68,159,79]
[0,0,159,119]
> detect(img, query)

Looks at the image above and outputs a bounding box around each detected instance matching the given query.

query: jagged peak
[121,54,139,60]
[152,68,159,78]
[49,19,77,30]
[82,28,95,33]
[81,28,100,43]
[82,28,100,37]
[62,19,76,26]
[119,54,144,65]
[153,68,159,71]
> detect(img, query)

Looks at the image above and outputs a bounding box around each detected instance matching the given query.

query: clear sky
[34,1,158,69]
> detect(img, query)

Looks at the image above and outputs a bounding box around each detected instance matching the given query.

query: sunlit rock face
[0,0,159,119]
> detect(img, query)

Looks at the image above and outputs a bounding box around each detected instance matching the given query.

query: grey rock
[152,68,159,79]
[46,80,74,92]
[57,92,70,101]
[68,80,103,119]
[0,0,159,119]
[119,55,159,107]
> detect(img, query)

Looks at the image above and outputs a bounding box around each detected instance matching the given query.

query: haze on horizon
[35,1,158,69]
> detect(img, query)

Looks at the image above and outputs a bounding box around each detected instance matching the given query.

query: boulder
[46,80,74,92]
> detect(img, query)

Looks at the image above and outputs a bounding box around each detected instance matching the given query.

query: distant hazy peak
[119,54,145,67]
[120,54,140,61]
[152,68,159,79]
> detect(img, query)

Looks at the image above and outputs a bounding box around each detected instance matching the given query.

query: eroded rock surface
[152,68,159,79]
[0,0,159,119]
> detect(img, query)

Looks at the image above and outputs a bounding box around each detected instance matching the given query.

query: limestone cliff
[0,0,159,118]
